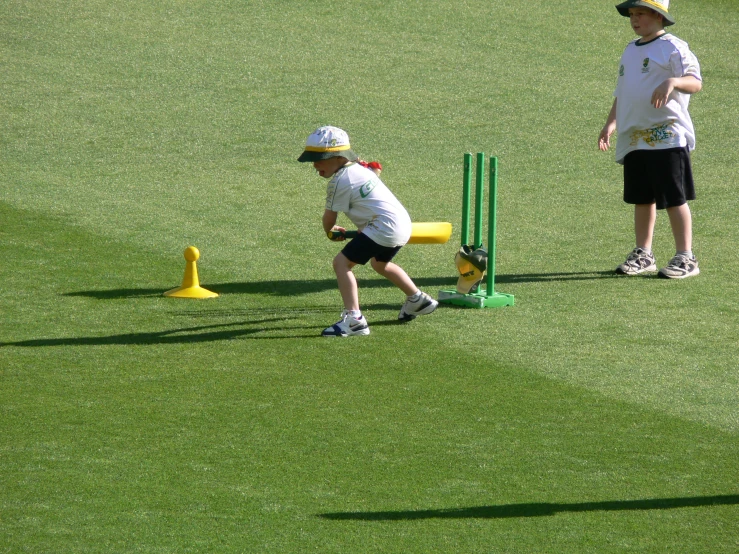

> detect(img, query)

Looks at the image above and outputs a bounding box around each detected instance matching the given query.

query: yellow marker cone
[163,246,219,299]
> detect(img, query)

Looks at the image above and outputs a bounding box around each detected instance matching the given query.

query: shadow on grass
[0,318,324,347]
[0,305,416,347]
[64,271,615,299]
[496,271,617,283]
[319,494,739,521]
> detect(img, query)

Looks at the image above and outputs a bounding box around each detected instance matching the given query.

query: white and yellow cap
[298,126,358,163]
[616,0,675,26]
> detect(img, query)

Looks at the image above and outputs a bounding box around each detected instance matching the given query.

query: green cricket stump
[439,153,514,309]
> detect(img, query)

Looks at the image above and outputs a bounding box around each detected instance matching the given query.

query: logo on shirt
[359,180,376,198]
[619,64,624,77]
[641,58,650,73]
[630,123,675,147]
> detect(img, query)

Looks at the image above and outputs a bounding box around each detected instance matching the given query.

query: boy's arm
[323,209,341,234]
[598,98,618,152]
[651,75,702,108]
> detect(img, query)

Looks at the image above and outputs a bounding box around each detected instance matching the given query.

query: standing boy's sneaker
[322,311,370,337]
[398,292,438,322]
[658,254,700,279]
[615,247,657,275]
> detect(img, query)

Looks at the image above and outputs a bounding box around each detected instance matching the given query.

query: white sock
[676,250,693,258]
[407,291,422,302]
[347,310,362,319]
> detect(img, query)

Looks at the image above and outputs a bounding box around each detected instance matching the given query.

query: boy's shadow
[0,317,324,348]
[319,494,739,521]
[64,271,615,300]
[0,303,425,347]
[9,271,617,347]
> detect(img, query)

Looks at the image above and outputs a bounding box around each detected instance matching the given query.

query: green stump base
[438,288,515,309]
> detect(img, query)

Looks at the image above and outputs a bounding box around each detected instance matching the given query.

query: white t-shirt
[614,33,701,164]
[325,162,412,247]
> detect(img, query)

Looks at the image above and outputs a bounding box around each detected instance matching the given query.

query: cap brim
[297,149,357,163]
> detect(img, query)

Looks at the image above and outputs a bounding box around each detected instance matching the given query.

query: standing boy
[598,0,702,278]
[298,126,438,337]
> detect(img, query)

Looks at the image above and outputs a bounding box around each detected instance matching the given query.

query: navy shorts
[623,146,695,210]
[341,233,402,265]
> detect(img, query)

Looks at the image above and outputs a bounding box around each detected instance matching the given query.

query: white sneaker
[615,247,657,275]
[322,311,370,337]
[658,254,700,279]
[398,292,438,322]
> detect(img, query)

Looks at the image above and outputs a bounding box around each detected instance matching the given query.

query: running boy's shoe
[398,292,439,322]
[658,254,700,279]
[615,247,657,275]
[322,311,370,337]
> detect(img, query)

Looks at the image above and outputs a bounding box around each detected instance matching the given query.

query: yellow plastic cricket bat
[327,222,452,244]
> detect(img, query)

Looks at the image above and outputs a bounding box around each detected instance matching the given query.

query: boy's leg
[370,259,417,296]
[634,203,657,250]
[333,252,360,311]
[371,259,438,321]
[615,203,657,275]
[658,202,698,279]
[322,252,370,337]
[619,150,658,275]
[666,203,692,253]
[656,147,698,278]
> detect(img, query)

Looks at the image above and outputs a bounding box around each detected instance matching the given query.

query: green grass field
[2,1,738,552]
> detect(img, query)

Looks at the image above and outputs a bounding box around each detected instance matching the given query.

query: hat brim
[456,272,484,294]
[455,251,486,294]
[615,1,675,25]
[298,149,357,163]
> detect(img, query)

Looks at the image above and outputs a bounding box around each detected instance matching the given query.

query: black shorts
[623,146,695,209]
[341,232,402,265]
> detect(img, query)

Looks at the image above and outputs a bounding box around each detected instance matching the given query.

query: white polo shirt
[614,33,701,164]
[326,163,412,247]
